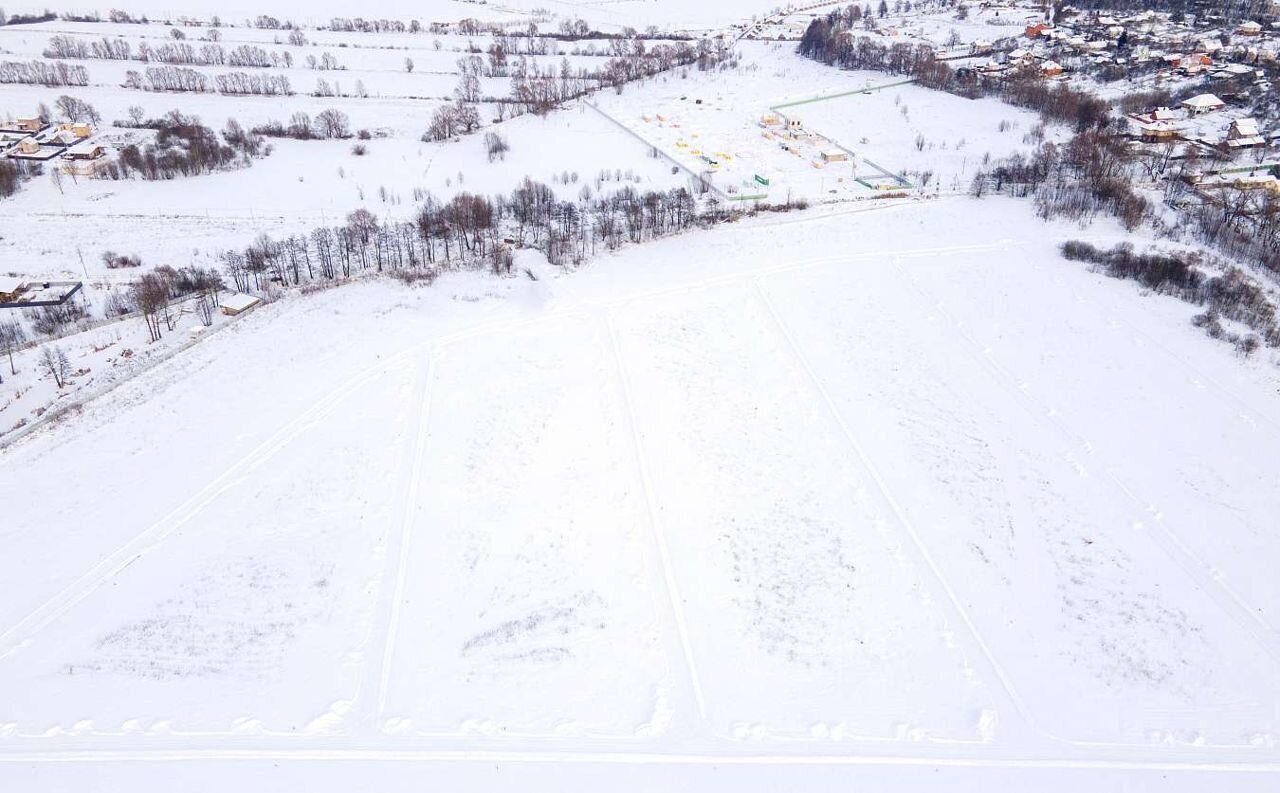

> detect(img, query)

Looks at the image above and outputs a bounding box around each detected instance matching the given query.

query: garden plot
[607,93,871,202]
[797,82,1057,192]
[760,255,1280,747]
[377,314,671,738]
[609,282,999,743]
[0,363,416,735]
[593,47,899,203]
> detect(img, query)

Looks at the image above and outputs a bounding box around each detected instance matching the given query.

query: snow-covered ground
[1,0,781,32]
[3,197,1280,791]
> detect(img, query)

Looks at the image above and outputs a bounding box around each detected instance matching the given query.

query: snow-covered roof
[65,140,103,157]
[1232,118,1261,136]
[221,292,262,312]
[1181,93,1224,108]
[0,276,25,294]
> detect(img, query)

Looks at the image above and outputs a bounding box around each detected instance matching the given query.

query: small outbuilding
[0,276,25,303]
[220,292,262,316]
[820,149,849,162]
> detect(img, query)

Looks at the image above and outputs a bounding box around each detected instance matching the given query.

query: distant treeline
[1062,241,1276,352]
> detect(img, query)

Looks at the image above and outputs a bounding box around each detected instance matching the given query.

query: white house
[1181,93,1225,115]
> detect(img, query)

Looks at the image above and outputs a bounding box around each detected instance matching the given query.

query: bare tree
[54,95,101,125]
[484,131,509,162]
[131,272,170,342]
[39,344,72,388]
[194,293,215,326]
[0,318,26,379]
[314,108,351,139]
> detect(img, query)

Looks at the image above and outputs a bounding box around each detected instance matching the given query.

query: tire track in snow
[605,314,708,720]
[0,346,420,661]
[884,255,1280,746]
[374,349,440,724]
[750,277,1040,744]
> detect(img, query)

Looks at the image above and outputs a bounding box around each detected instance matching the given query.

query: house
[1237,21,1263,37]
[63,141,105,161]
[220,292,262,316]
[0,117,43,134]
[56,122,92,139]
[7,137,61,161]
[0,277,25,303]
[1181,93,1225,115]
[61,141,108,176]
[1137,120,1182,141]
[1025,22,1051,38]
[1227,118,1266,148]
[1006,48,1034,65]
[1041,60,1064,77]
[820,149,848,162]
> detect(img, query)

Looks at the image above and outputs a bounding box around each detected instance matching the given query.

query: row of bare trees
[217,180,706,293]
[45,35,295,69]
[0,60,89,86]
[122,66,294,95]
[130,266,225,342]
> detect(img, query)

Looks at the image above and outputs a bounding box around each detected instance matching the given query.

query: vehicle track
[0,345,421,660]
[605,314,708,720]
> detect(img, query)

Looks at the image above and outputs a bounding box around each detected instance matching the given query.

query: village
[0,115,110,175]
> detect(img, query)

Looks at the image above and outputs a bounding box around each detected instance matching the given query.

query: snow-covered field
[1,0,781,31]
[3,197,1280,791]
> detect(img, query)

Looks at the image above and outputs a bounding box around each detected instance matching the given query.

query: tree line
[1061,240,1276,354]
[44,36,297,69]
[0,60,89,87]
[215,179,709,296]
[123,65,293,95]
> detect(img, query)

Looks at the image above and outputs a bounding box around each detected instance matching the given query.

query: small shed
[0,276,25,303]
[220,292,262,316]
[821,149,849,162]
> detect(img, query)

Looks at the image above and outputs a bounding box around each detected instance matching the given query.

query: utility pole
[76,245,89,282]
